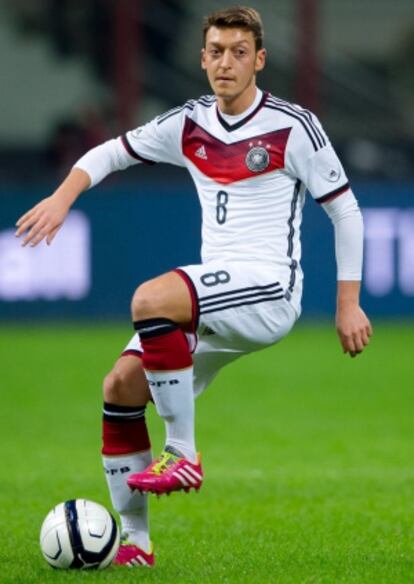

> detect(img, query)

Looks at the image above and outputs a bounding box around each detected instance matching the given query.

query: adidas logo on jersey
[195,145,208,160]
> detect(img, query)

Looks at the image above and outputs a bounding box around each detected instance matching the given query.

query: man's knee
[131,272,192,324]
[131,282,159,321]
[103,369,127,403]
[103,359,150,405]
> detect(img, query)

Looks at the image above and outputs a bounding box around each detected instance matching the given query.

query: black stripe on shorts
[199,282,284,315]
[199,281,282,302]
[200,285,283,310]
[200,293,285,315]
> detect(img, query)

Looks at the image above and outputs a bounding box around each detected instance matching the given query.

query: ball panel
[97,517,120,569]
[76,499,114,550]
[65,499,101,569]
[39,503,74,569]
[40,499,119,570]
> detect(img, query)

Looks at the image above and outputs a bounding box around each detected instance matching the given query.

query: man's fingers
[353,332,365,353]
[360,328,370,347]
[15,203,44,228]
[46,225,61,245]
[28,231,48,247]
[341,333,356,355]
[21,221,49,247]
[15,207,37,228]
[21,231,39,247]
[16,197,65,247]
[15,209,44,238]
[342,328,371,357]
[15,216,36,238]
[348,335,362,358]
[340,331,366,357]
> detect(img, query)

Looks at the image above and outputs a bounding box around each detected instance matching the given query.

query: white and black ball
[40,499,119,569]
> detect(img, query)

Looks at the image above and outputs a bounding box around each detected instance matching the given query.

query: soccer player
[15,6,372,568]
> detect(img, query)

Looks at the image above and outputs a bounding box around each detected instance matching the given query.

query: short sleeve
[285,111,350,203]
[122,109,186,167]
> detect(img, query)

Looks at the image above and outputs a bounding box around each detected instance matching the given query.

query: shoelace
[151,451,178,475]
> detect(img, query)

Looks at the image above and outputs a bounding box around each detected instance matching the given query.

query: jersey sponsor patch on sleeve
[312,148,342,183]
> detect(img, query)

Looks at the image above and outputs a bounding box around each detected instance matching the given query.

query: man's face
[201,27,266,101]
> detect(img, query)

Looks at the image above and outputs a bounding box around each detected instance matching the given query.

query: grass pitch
[1,322,413,583]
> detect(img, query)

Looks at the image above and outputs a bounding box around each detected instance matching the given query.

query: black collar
[216,91,268,132]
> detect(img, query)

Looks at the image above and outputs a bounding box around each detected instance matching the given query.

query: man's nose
[219,50,233,68]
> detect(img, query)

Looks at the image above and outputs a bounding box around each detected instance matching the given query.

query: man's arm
[15,109,186,248]
[283,110,373,355]
[15,135,140,247]
[322,190,373,357]
[15,168,91,247]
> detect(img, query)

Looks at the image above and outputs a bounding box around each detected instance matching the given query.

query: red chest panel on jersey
[182,117,291,185]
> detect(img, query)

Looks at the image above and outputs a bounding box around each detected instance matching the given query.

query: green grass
[1,322,413,583]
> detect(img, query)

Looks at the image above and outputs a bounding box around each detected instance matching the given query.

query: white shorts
[123,261,298,396]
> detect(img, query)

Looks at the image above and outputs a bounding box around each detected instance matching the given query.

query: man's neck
[217,85,258,116]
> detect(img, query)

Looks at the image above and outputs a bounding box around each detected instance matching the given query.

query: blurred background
[0,0,413,321]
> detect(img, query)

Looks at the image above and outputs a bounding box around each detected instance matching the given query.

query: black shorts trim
[174,269,200,333]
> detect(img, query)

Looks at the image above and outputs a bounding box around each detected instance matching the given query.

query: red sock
[102,403,150,456]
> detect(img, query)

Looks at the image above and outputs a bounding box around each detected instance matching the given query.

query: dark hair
[203,6,264,51]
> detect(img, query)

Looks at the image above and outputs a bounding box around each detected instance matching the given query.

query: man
[15,6,372,569]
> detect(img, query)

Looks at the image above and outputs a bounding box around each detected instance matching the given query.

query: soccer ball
[39,499,119,569]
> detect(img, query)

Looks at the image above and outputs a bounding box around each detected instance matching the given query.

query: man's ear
[255,48,267,73]
[201,48,207,70]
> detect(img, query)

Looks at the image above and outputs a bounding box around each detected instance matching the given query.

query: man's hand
[336,281,373,357]
[15,195,70,247]
[15,167,91,247]
[336,303,372,357]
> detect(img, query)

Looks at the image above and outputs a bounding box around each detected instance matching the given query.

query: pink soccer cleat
[113,536,155,567]
[127,447,203,496]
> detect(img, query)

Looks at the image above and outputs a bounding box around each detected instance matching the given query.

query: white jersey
[75,88,362,316]
[119,89,350,309]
